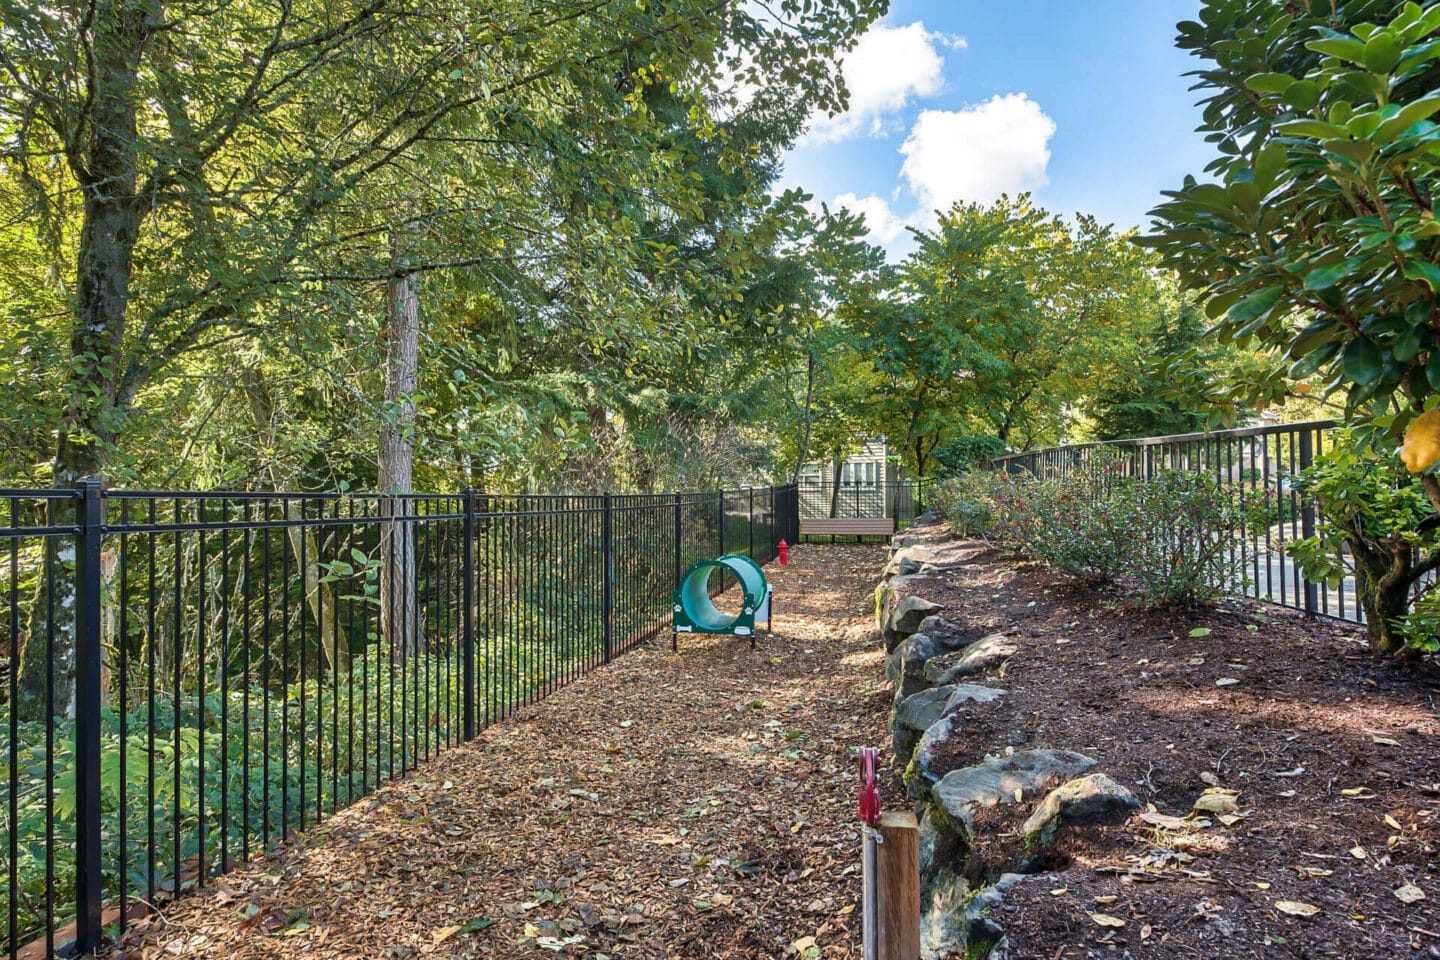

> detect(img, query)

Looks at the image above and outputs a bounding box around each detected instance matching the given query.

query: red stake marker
[858,747,880,826]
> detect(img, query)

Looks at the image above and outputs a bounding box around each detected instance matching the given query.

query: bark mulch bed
[902,520,1440,959]
[110,544,889,960]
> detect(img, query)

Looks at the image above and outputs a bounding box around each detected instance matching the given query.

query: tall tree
[1,0,886,716]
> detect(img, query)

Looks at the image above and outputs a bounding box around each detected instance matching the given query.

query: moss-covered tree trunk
[1348,531,1414,657]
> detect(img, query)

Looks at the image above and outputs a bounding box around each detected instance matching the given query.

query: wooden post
[877,811,920,960]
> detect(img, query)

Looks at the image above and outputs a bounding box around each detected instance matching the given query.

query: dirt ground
[898,521,1440,959]
[110,544,891,960]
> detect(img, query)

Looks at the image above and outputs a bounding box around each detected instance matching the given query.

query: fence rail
[989,420,1360,620]
[0,481,798,958]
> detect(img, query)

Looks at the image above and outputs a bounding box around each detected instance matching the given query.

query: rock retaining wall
[875,523,1140,959]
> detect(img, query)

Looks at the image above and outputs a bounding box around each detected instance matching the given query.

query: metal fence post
[673,492,683,651]
[1298,429,1318,615]
[602,492,614,663]
[748,486,754,559]
[73,477,104,952]
[769,484,777,561]
[717,491,725,557]
[461,487,477,740]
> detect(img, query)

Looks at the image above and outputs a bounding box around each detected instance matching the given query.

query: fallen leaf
[1395,884,1426,904]
[1193,789,1240,815]
[1140,923,1153,941]
[1349,846,1366,859]
[1189,627,1211,638]
[1275,900,1322,918]
[1089,912,1126,928]
[1216,677,1241,687]
[431,926,461,945]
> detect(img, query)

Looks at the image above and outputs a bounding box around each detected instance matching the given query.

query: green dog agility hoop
[671,553,772,650]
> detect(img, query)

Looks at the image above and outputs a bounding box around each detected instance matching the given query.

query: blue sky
[780,0,1213,257]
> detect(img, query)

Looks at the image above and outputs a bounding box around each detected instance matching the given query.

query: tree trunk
[793,351,816,484]
[829,454,842,519]
[15,6,146,721]
[379,225,420,659]
[1350,537,1416,657]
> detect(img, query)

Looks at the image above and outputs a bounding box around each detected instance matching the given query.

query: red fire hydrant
[778,539,789,565]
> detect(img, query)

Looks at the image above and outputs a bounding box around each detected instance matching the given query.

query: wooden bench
[800,517,897,539]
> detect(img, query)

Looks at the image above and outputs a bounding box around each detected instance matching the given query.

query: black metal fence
[797,479,928,526]
[990,420,1361,620]
[0,481,798,958]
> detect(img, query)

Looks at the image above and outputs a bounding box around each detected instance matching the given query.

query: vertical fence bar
[462,488,477,739]
[748,487,755,559]
[602,492,614,664]
[73,478,104,953]
[1298,427,1318,615]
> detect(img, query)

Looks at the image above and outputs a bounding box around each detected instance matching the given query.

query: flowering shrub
[933,465,1250,606]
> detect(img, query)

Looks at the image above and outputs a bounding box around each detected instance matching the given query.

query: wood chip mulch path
[112,544,889,960]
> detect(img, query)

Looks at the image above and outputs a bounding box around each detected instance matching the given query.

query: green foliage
[931,435,1008,477]
[0,0,886,490]
[936,465,1253,607]
[1088,298,1223,440]
[1286,428,1440,654]
[932,471,1004,537]
[1105,471,1254,606]
[3,648,470,945]
[863,196,1164,472]
[1143,0,1440,438]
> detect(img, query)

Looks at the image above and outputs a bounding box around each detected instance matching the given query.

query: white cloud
[808,22,962,143]
[899,93,1056,213]
[833,192,911,246]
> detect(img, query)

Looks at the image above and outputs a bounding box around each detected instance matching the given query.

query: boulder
[882,544,939,579]
[965,873,1030,945]
[892,684,955,760]
[890,533,923,553]
[1020,773,1140,850]
[876,575,928,651]
[889,594,945,637]
[894,683,955,737]
[925,634,1017,685]
[916,615,972,649]
[907,714,962,799]
[943,683,1006,714]
[919,868,970,959]
[886,633,946,688]
[932,750,1097,826]
[875,582,895,635]
[917,802,968,877]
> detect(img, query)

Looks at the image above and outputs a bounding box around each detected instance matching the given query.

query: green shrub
[1286,430,1438,657]
[0,636,569,947]
[933,465,1252,606]
[1105,470,1251,606]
